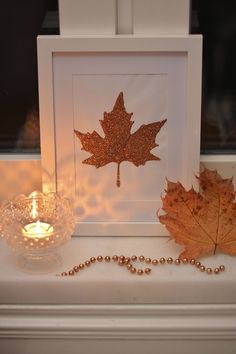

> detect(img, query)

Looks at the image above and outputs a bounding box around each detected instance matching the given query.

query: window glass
[191,0,236,153]
[0,0,58,153]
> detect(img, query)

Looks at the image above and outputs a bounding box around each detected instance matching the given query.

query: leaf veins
[159,169,236,259]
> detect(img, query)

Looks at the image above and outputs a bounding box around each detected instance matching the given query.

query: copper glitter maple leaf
[74,92,166,187]
[159,169,236,259]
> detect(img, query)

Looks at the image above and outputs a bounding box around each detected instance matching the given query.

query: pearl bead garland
[58,255,226,277]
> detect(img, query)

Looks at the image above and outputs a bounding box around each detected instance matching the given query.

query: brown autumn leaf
[74,92,166,187]
[159,169,236,259]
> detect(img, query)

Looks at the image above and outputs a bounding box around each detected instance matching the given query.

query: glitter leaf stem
[117,163,121,187]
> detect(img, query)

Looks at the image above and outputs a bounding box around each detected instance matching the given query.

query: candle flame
[35,220,41,233]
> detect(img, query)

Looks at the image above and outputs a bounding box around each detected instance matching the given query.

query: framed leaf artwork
[37,36,202,236]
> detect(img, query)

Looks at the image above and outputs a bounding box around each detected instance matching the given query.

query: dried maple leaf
[159,169,236,259]
[74,92,166,187]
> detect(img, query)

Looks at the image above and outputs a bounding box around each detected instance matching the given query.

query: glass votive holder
[0,191,75,273]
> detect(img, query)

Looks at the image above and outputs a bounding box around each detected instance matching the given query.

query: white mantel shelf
[0,236,236,304]
[1,236,236,354]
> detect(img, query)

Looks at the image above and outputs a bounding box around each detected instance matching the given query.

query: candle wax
[22,221,54,239]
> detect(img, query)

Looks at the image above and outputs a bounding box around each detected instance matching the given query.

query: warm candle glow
[22,221,54,239]
[1,191,74,274]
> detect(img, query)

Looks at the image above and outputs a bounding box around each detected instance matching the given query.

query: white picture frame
[37,35,202,237]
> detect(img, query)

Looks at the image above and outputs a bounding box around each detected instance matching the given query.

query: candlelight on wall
[0,191,75,273]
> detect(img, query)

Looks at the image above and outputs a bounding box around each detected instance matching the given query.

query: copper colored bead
[137,269,144,275]
[182,258,188,264]
[130,267,136,274]
[73,266,80,272]
[206,268,212,274]
[97,256,103,262]
[90,257,96,263]
[145,258,152,264]
[214,267,220,274]
[174,259,180,265]
[105,256,111,262]
[139,255,145,262]
[152,259,158,265]
[195,261,201,268]
[119,255,125,261]
[131,255,137,261]
[144,268,151,274]
[85,260,91,266]
[124,257,131,264]
[69,270,75,276]
[127,264,132,270]
[190,259,196,265]
[61,272,68,276]
[160,257,166,264]
[118,260,125,266]
[112,255,118,261]
[167,257,173,264]
[200,265,205,272]
[219,265,225,272]
[79,263,85,269]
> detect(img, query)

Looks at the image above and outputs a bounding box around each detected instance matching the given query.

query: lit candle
[22,197,53,240]
[22,220,54,239]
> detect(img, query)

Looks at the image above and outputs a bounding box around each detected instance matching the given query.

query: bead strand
[57,255,226,277]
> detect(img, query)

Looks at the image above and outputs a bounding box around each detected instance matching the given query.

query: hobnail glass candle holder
[0,191,75,273]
